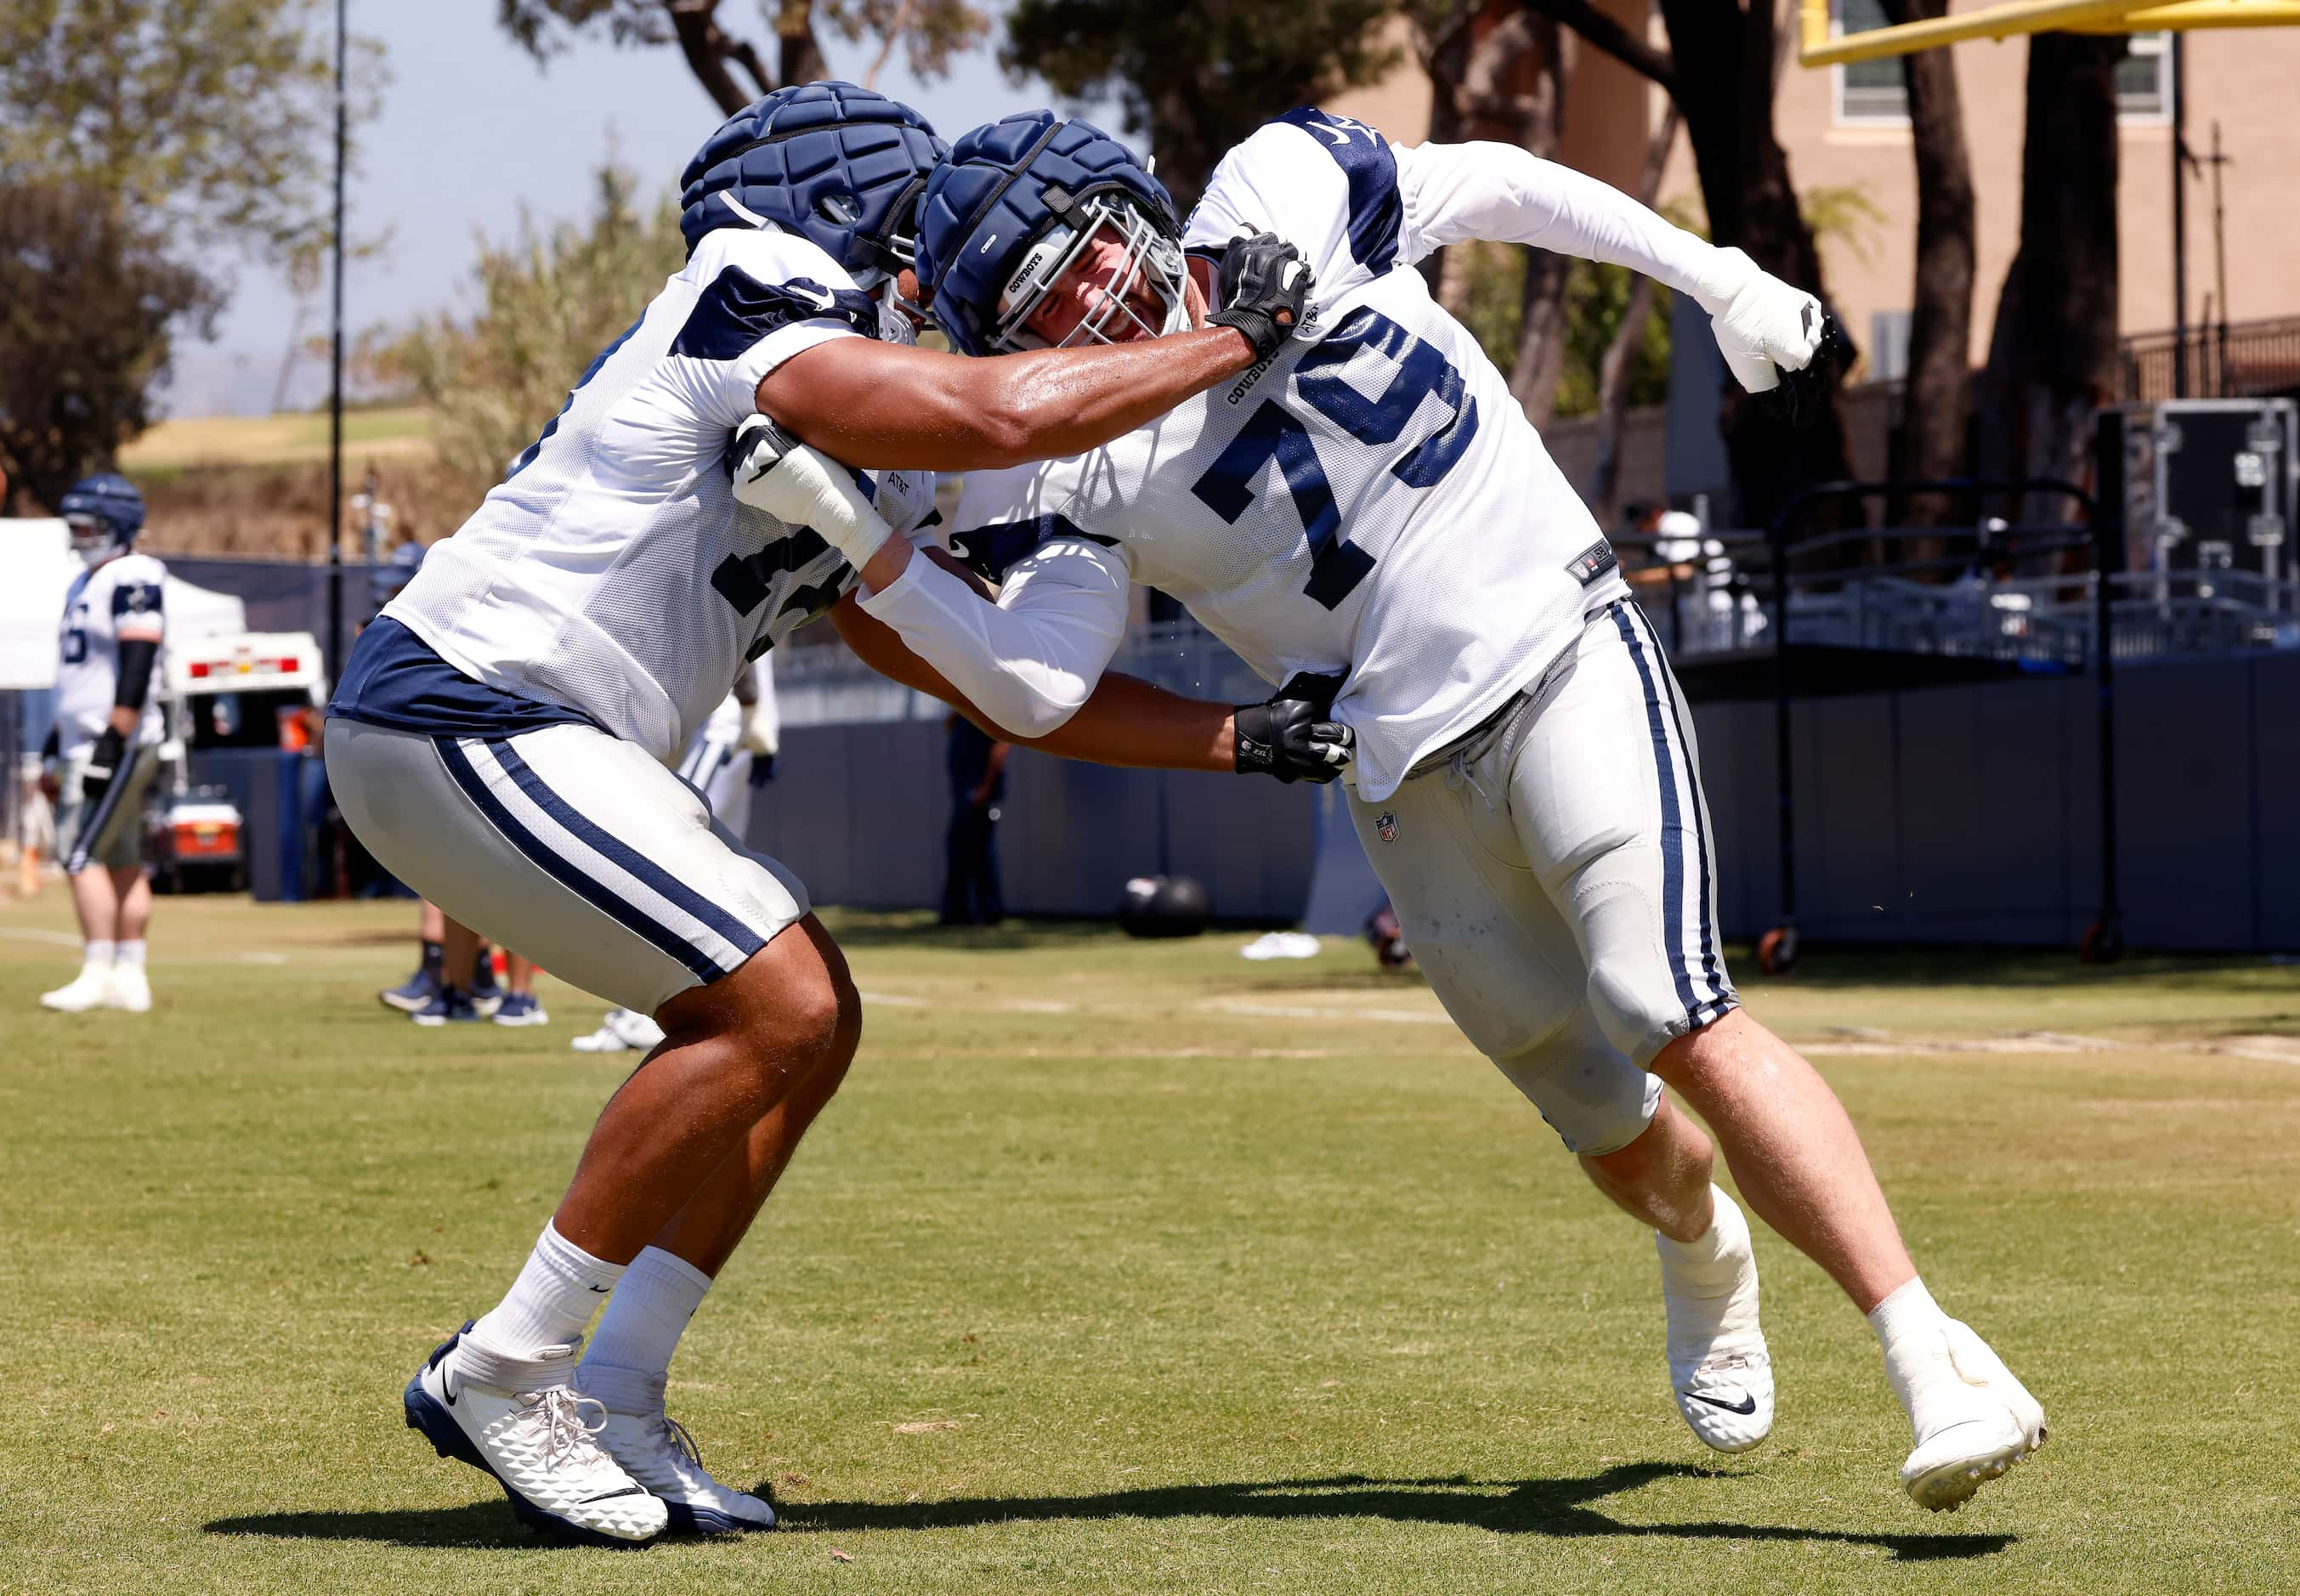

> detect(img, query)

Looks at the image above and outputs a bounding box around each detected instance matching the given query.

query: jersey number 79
[1191,307,1478,610]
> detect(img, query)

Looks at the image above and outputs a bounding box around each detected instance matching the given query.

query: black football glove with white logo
[82,726,127,803]
[1234,671,1352,784]
[1207,233,1313,364]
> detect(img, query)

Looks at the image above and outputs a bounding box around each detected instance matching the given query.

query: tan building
[1334,3,2300,380]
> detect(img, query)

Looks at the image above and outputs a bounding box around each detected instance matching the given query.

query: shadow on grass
[209,1465,2012,1563]
[787,1464,2012,1562]
[204,1500,581,1550]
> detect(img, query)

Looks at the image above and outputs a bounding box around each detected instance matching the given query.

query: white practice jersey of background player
[677,655,778,840]
[382,225,933,765]
[930,110,1761,798]
[56,552,167,753]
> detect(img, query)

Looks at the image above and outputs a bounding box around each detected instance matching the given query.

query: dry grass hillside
[116,407,481,558]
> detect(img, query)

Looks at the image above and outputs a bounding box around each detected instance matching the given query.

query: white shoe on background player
[579,1362,776,1533]
[571,1008,666,1054]
[1896,1320,2048,1511]
[403,1323,666,1544]
[40,965,113,1012]
[1658,1186,1774,1453]
[105,966,152,1012]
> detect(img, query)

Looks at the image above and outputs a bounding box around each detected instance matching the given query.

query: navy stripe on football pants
[436,735,764,983]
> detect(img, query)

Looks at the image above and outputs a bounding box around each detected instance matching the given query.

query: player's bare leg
[1651,1008,2046,1507]
[46,867,144,1011]
[406,914,859,1540]
[1581,1096,1770,1451]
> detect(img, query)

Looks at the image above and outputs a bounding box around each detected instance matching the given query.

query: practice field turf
[3,895,2297,1594]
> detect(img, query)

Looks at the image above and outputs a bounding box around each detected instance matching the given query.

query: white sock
[1655,1186,1746,1288]
[581,1246,713,1384]
[82,939,116,973]
[114,941,147,969]
[1868,1276,1958,1436]
[468,1222,626,1358]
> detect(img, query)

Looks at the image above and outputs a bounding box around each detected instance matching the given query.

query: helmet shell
[58,473,144,550]
[679,81,948,283]
[915,111,1179,356]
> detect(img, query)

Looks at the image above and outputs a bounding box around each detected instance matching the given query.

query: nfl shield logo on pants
[1375,811,1398,844]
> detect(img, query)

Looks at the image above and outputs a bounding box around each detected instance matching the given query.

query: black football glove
[748,753,777,789]
[1753,310,1853,430]
[82,726,127,803]
[1206,233,1313,364]
[1234,671,1353,784]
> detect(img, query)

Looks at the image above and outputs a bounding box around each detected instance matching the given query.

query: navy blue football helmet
[679,81,947,291]
[915,112,1186,356]
[57,473,144,560]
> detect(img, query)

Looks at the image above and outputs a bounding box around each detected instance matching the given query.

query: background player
[326,82,1328,1545]
[40,473,166,1015]
[740,107,2046,1514]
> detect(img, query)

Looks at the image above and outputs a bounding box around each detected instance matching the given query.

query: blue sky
[177,0,1121,416]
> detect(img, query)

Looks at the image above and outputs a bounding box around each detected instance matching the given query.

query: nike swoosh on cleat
[1685,1390,1759,1415]
[581,1486,650,1503]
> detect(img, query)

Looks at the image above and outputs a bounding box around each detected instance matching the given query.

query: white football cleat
[1898,1319,2048,1512]
[40,965,113,1012]
[570,1008,666,1054]
[105,966,152,1012]
[1658,1187,1774,1453]
[580,1363,776,1534]
[403,1324,666,1545]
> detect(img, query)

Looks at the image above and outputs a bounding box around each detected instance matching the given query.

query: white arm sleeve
[1395,139,1746,313]
[856,537,1130,739]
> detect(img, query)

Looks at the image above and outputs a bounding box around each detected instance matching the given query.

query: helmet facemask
[65,513,118,563]
[990,191,1187,354]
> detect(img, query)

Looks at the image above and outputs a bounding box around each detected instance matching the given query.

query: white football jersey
[56,551,167,753]
[383,225,933,764]
[949,111,1654,800]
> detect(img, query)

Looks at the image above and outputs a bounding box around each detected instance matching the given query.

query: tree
[1520,0,1855,527]
[365,167,688,503]
[1976,32,2121,524]
[1406,3,1572,425]
[1878,0,1977,526]
[0,1,359,505]
[498,0,990,117]
[0,184,222,510]
[1000,0,1401,218]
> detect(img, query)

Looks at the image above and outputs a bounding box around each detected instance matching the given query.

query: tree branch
[1516,0,1674,99]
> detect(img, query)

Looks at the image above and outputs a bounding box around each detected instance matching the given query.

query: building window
[1834,0,1909,126]
[2116,31,2173,122]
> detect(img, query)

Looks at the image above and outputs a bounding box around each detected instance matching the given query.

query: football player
[41,473,167,1016]
[324,82,1327,1545]
[740,109,2045,1513]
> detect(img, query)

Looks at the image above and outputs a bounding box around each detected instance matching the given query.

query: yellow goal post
[1799,0,2300,70]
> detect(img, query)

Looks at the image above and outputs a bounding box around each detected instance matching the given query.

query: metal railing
[2119,316,2300,404]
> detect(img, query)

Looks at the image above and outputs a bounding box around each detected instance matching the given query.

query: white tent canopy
[1,519,247,690]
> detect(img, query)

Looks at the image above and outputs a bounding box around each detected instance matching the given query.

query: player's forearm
[830,597,1232,772]
[105,705,140,737]
[1021,673,1232,771]
[758,330,1258,474]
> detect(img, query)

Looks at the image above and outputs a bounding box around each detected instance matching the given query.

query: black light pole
[326,0,348,682]
[2170,31,2189,399]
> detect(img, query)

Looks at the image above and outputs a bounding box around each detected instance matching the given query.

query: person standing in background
[940,712,1007,927]
[40,475,166,1014]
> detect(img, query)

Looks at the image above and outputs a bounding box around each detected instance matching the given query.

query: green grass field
[3,893,2297,1594]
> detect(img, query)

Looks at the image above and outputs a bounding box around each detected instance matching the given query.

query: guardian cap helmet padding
[915,112,1187,356]
[57,473,144,560]
[679,82,948,290]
